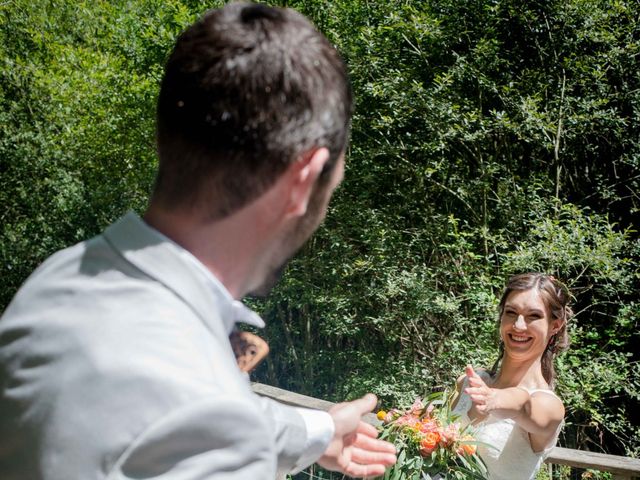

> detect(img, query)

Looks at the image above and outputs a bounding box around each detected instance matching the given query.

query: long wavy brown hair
[490,273,573,389]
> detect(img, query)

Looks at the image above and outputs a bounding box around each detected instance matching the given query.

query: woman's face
[500,288,562,362]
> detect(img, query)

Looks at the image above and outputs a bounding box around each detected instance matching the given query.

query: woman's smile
[507,333,532,344]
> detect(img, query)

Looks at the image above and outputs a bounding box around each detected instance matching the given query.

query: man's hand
[464,364,499,415]
[317,393,396,478]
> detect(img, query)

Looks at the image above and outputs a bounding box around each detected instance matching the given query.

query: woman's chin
[504,336,544,359]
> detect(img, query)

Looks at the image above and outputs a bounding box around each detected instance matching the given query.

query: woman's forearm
[491,387,531,420]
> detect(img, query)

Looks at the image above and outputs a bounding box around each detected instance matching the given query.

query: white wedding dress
[451,371,562,480]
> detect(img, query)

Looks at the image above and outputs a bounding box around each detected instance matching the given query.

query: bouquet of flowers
[377,391,489,480]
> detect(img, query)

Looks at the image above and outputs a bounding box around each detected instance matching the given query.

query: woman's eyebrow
[504,304,545,316]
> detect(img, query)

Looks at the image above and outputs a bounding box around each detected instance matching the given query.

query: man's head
[152,2,352,220]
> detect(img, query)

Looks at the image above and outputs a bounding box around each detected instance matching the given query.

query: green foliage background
[1,0,639,476]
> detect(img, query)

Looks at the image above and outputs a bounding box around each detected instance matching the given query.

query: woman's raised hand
[465,365,500,415]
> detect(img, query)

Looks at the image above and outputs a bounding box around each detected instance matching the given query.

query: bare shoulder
[530,390,565,423]
[527,392,565,449]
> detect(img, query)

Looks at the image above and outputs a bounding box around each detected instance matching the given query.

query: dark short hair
[152,2,352,219]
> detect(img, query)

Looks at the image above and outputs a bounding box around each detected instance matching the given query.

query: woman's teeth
[510,334,531,343]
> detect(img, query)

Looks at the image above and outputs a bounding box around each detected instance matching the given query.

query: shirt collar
[103,211,264,336]
[174,246,266,331]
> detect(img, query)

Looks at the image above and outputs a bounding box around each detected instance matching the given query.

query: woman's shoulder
[528,389,565,420]
[525,383,564,404]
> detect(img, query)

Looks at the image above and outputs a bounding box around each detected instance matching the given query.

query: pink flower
[440,422,460,446]
[396,414,420,428]
[418,419,440,433]
[410,398,424,414]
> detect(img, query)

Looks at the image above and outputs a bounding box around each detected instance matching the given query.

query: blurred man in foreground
[0,3,396,479]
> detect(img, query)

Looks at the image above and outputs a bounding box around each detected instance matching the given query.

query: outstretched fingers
[350,393,378,417]
[468,392,488,404]
[342,462,388,479]
[319,394,398,477]
[465,366,487,387]
[351,444,397,465]
[340,427,396,478]
[352,430,397,454]
[357,420,381,438]
[344,443,396,478]
[465,364,476,378]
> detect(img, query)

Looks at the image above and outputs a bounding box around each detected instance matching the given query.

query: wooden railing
[253,383,640,480]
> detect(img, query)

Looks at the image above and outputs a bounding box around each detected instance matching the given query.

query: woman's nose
[514,314,526,330]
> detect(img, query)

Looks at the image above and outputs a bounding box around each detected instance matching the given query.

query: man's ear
[285,147,330,218]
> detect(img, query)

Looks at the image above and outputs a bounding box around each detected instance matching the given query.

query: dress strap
[528,388,560,400]
[515,386,561,401]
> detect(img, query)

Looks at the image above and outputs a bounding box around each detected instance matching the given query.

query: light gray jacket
[0,212,312,479]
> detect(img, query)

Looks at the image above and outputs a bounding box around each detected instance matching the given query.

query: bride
[452,273,572,480]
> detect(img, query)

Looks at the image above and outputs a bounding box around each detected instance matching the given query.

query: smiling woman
[495,274,572,390]
[451,273,573,480]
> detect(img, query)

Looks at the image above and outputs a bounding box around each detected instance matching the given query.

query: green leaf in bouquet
[391,465,404,480]
[455,454,489,480]
[397,447,407,465]
[421,473,446,480]
[423,390,445,406]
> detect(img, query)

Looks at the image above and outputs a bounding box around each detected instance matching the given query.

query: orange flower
[463,443,477,455]
[420,431,441,455]
[457,435,477,456]
[377,410,387,421]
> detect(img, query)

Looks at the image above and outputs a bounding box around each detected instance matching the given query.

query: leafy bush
[1,0,638,474]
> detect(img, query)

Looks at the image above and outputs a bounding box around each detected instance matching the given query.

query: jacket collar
[102,211,264,337]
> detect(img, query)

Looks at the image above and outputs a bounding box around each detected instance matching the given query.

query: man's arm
[258,393,396,478]
[255,396,321,475]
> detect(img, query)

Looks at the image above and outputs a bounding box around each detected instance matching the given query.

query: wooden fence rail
[252,383,640,480]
